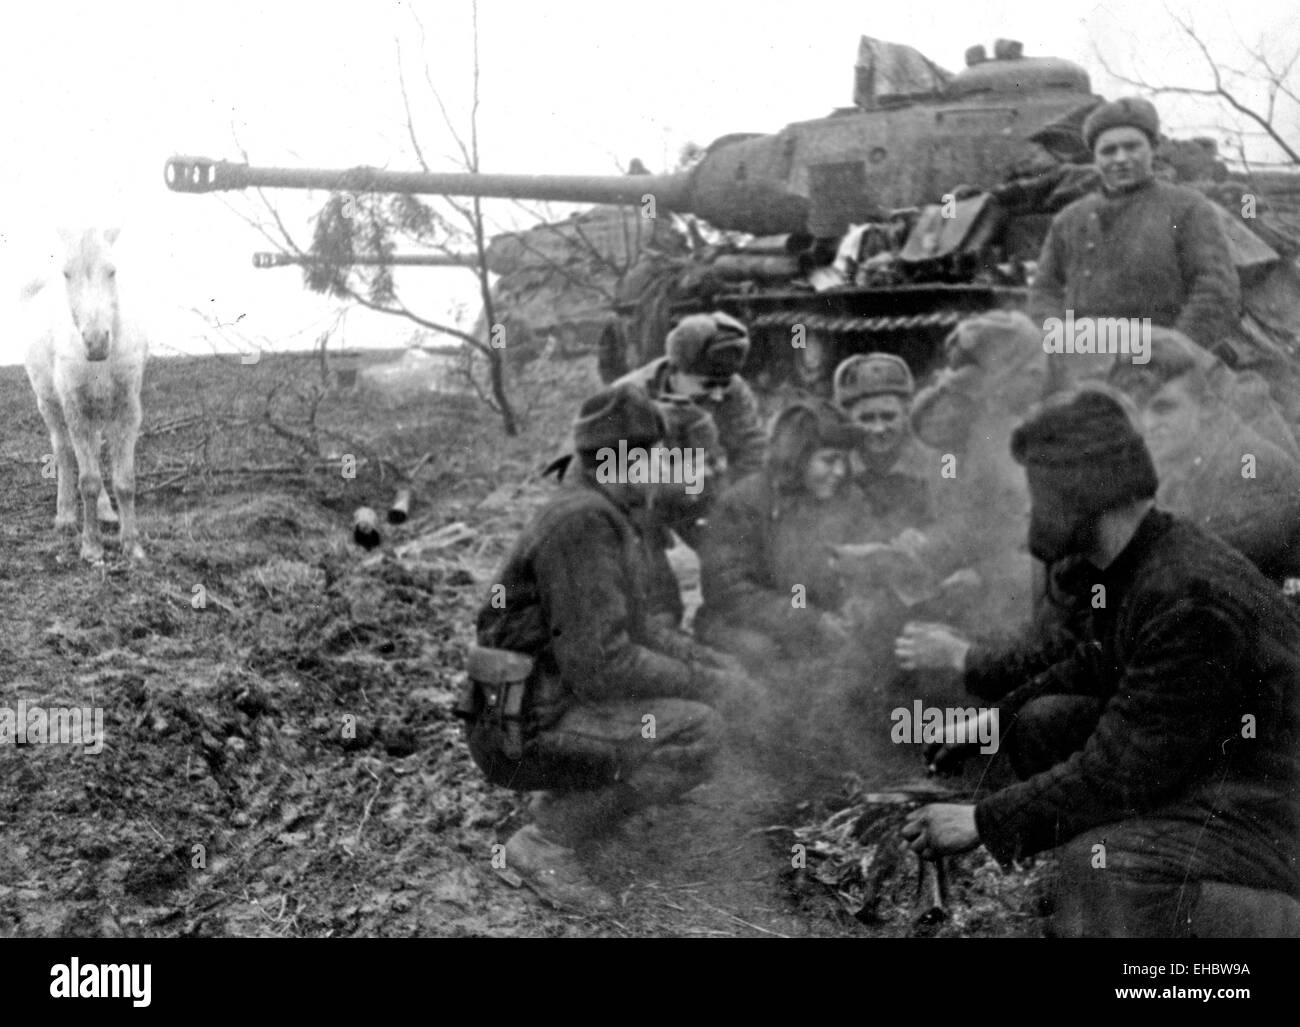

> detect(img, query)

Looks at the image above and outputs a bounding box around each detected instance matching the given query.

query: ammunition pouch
[456,645,536,762]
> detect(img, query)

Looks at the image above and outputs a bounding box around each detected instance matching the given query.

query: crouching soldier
[902,387,1300,937]
[460,383,752,911]
[616,310,766,481]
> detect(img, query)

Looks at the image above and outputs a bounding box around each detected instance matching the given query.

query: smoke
[688,313,1300,850]
[698,444,1035,797]
[694,309,1300,799]
[699,323,1046,796]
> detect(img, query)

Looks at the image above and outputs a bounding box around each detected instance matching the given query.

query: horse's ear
[103,228,121,245]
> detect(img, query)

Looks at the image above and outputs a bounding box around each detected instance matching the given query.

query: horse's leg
[39,398,78,532]
[64,411,105,563]
[107,409,143,561]
[94,428,118,524]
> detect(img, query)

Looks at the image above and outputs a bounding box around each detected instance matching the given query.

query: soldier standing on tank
[1028,97,1239,358]
[615,311,767,482]
[832,352,934,538]
[460,383,753,911]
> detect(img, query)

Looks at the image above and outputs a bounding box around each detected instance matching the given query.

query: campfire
[768,775,1050,935]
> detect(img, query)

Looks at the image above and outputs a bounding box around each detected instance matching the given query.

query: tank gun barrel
[163,152,809,236]
[164,41,1098,241]
[251,251,479,269]
[166,156,692,209]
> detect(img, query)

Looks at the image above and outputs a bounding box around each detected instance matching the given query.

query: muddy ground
[0,348,1045,937]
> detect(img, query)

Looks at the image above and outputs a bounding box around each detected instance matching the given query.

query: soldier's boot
[502,823,615,913]
[503,786,635,913]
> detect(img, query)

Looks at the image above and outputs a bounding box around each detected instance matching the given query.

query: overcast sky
[2,0,1296,365]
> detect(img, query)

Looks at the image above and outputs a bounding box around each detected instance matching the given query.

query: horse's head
[58,227,120,362]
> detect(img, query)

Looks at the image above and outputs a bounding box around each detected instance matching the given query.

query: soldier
[545,396,724,553]
[832,352,933,537]
[641,398,727,635]
[1028,97,1240,357]
[461,383,751,911]
[695,398,869,664]
[647,396,727,552]
[1110,327,1300,585]
[615,310,766,481]
[851,314,1039,634]
[901,387,1300,937]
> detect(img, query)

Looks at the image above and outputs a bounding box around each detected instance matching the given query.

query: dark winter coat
[853,436,935,542]
[696,472,869,650]
[476,478,716,733]
[972,510,1300,880]
[1028,178,1240,351]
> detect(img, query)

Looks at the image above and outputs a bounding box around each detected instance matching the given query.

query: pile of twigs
[769,776,1047,935]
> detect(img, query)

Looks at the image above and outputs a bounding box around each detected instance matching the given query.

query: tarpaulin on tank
[853,37,951,109]
[1211,204,1280,270]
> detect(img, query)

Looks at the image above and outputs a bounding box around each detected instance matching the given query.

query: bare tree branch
[1092,13,1299,166]
[470,1,482,171]
[396,40,432,174]
[410,6,474,171]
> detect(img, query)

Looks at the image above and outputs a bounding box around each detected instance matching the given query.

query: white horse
[21,228,148,562]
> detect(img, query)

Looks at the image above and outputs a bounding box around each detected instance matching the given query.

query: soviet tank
[164,36,1300,392]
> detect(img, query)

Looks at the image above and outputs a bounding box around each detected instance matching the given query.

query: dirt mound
[190,491,340,542]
